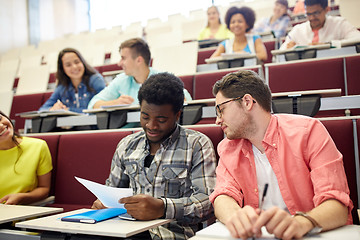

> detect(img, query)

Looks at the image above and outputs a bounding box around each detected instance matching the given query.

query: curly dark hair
[138,72,184,113]
[212,70,272,112]
[56,48,97,93]
[305,0,328,9]
[225,6,256,32]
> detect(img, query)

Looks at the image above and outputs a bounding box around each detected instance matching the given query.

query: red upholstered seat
[179,75,194,99]
[10,93,45,132]
[194,67,260,100]
[31,135,60,197]
[197,48,216,65]
[321,119,359,224]
[42,91,53,104]
[345,55,360,95]
[187,125,224,160]
[53,131,132,211]
[263,40,276,64]
[267,58,345,94]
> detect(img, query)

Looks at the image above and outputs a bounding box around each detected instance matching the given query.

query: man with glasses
[210,70,353,239]
[280,0,360,49]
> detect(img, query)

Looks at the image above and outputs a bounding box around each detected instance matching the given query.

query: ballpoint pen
[259,183,269,211]
[253,183,269,240]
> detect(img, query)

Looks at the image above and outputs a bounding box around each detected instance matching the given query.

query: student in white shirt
[280,0,360,50]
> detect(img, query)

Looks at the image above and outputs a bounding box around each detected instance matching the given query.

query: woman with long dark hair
[39,48,105,113]
[0,111,52,205]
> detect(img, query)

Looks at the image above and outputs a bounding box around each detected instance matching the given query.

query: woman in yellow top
[198,5,234,40]
[0,111,52,205]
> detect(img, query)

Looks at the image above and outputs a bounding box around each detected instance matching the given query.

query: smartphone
[118,213,136,221]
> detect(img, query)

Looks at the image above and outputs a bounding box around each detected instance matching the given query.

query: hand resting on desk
[92,194,165,221]
[93,95,134,109]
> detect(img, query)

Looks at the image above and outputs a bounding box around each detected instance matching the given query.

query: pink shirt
[210,114,353,224]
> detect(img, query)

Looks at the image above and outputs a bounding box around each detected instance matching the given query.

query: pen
[259,183,269,211]
[253,183,268,240]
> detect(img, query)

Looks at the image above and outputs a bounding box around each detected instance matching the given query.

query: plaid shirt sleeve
[163,131,217,225]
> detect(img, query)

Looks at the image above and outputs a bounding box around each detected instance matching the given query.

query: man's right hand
[223,205,260,240]
[286,41,296,49]
[91,199,106,209]
[116,95,134,105]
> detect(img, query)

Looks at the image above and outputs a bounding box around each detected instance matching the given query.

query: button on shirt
[210,114,353,224]
[105,124,217,240]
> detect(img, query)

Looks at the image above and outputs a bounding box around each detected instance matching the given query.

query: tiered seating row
[28,124,224,212]
[265,54,360,97]
[27,117,360,224]
[10,66,262,132]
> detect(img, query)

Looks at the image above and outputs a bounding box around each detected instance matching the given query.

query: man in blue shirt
[88,38,191,109]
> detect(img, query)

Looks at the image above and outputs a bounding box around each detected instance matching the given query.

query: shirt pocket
[124,161,138,179]
[162,164,188,198]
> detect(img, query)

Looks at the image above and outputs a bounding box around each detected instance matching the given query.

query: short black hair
[305,0,328,9]
[225,6,256,32]
[138,72,184,113]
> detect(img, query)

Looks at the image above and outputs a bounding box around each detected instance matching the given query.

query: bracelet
[294,211,323,235]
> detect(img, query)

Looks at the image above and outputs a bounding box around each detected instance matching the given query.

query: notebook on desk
[61,208,127,224]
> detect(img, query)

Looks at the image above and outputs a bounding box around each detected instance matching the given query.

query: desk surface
[271,44,331,55]
[190,221,360,240]
[0,204,63,224]
[205,53,256,64]
[16,208,172,238]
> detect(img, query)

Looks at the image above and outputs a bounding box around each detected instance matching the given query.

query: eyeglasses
[215,96,244,118]
[306,9,323,18]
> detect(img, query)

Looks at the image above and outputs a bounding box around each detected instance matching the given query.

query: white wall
[0,0,28,55]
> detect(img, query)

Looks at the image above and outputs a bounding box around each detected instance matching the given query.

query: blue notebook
[61,208,127,224]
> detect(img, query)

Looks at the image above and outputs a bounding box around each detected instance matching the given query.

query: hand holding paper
[75,176,133,208]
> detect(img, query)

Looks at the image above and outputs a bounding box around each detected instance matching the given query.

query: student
[88,38,192,109]
[253,0,291,38]
[210,70,353,239]
[280,0,360,49]
[210,6,268,62]
[91,72,217,240]
[0,111,52,205]
[198,5,233,40]
[39,48,105,113]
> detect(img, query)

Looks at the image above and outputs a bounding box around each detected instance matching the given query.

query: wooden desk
[190,221,360,240]
[0,204,63,224]
[15,208,172,238]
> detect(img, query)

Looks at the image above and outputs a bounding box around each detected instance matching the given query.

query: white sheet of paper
[75,176,133,208]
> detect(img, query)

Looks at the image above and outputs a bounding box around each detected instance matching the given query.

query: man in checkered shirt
[92,72,217,240]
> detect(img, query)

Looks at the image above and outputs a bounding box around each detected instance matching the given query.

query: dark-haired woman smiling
[210,6,267,62]
[0,111,52,205]
[40,48,105,113]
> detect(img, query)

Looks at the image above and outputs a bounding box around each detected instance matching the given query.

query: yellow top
[198,24,234,40]
[0,137,52,199]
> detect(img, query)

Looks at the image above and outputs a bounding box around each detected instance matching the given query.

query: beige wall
[0,0,89,55]
[0,0,28,55]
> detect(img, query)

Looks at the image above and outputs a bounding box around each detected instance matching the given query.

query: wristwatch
[294,211,323,235]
